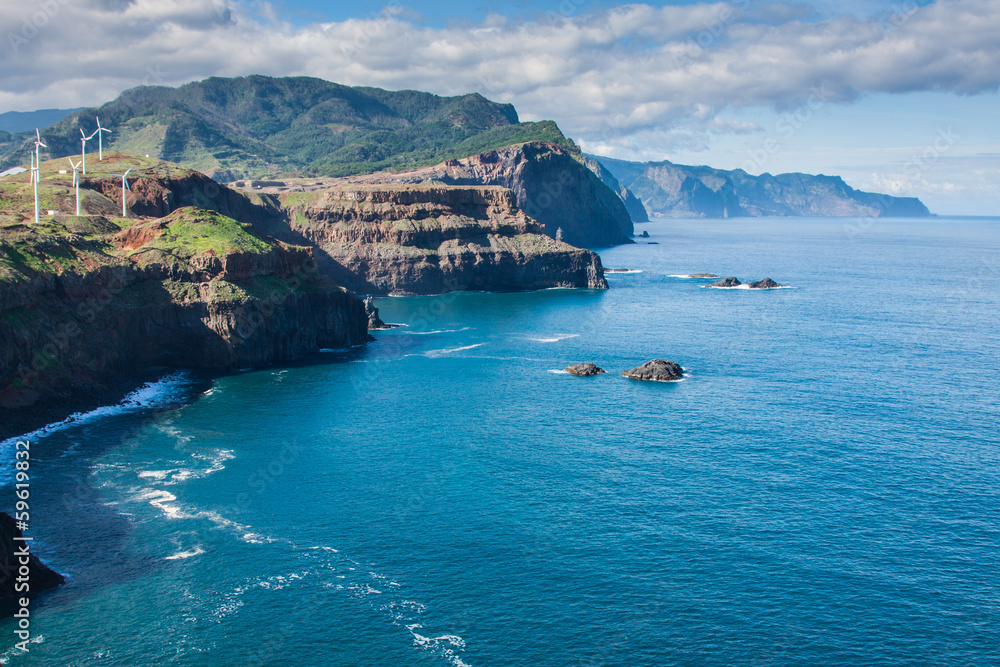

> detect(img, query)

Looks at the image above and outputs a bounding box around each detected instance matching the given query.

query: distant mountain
[0,76,577,181]
[594,156,931,218]
[582,156,649,222]
[0,108,84,134]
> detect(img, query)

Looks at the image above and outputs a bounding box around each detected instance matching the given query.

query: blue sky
[0,0,996,214]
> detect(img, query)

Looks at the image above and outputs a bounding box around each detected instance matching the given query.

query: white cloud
[1,0,997,164]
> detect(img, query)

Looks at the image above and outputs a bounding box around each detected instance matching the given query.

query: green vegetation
[0,76,579,180]
[136,207,272,259]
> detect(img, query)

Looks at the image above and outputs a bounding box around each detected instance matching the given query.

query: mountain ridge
[592,155,931,218]
[0,76,579,181]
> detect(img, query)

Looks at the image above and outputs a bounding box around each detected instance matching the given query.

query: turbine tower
[95,117,111,161]
[68,158,82,216]
[80,128,96,175]
[33,129,46,224]
[109,166,133,218]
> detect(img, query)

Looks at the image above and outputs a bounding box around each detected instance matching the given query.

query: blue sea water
[2,217,999,666]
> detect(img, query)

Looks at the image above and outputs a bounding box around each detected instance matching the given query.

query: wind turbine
[33,129,46,224]
[109,166,133,217]
[68,158,82,216]
[94,117,111,161]
[80,128,97,175]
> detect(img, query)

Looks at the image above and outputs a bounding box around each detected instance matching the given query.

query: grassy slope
[0,76,581,180]
[0,157,308,304]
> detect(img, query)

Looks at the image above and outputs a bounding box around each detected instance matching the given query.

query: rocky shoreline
[1,154,616,418]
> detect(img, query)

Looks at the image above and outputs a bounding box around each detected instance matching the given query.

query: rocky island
[622,359,684,382]
[706,276,783,288]
[709,277,743,287]
[565,363,606,376]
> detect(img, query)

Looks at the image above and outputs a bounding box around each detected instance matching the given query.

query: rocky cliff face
[0,513,65,601]
[1,155,613,430]
[347,142,635,248]
[0,206,368,429]
[596,156,932,218]
[70,156,610,295]
[582,155,649,223]
[281,185,608,295]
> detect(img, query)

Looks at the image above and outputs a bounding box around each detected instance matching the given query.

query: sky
[1,0,997,215]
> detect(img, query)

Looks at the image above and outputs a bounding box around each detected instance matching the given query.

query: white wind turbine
[33,129,46,224]
[109,166,133,217]
[68,158,82,216]
[80,128,97,175]
[94,117,111,161]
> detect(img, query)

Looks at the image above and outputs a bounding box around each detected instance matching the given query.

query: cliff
[339,142,635,248]
[594,155,932,218]
[0,513,65,601]
[582,155,649,223]
[0,161,369,431]
[280,185,608,295]
[1,153,610,427]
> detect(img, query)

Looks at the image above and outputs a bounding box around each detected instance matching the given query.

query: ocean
[2,216,998,666]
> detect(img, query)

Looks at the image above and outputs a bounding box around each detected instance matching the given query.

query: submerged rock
[689,273,718,279]
[709,276,742,287]
[621,359,683,382]
[749,278,782,289]
[0,513,65,601]
[565,363,606,377]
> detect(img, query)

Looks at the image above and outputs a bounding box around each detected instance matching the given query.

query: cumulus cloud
[1,0,998,154]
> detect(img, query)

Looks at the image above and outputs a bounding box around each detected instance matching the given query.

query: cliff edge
[280,185,608,295]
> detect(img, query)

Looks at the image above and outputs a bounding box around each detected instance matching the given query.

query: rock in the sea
[565,363,606,377]
[749,278,782,289]
[364,297,397,330]
[690,273,719,279]
[621,359,684,382]
[709,276,742,287]
[0,512,65,600]
[639,230,650,238]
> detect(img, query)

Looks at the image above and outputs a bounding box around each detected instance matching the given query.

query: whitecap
[407,625,470,667]
[548,369,571,374]
[605,269,644,274]
[703,284,794,290]
[405,326,472,335]
[0,633,45,664]
[0,372,193,481]
[165,545,205,560]
[530,334,579,343]
[424,343,486,358]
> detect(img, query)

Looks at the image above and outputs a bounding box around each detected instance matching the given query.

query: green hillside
[0,76,579,180]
